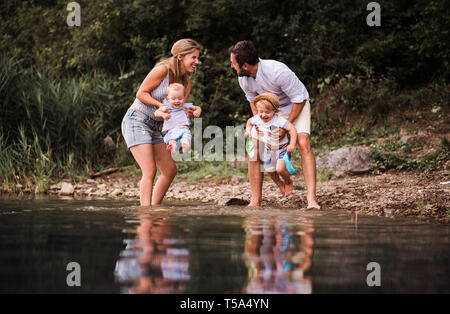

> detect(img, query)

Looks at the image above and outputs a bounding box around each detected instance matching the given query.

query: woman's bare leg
[130,144,156,206]
[152,142,177,205]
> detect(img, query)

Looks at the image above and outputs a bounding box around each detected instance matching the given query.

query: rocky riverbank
[17,168,447,223]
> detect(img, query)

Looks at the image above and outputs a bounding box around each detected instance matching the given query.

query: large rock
[59,182,75,195]
[317,146,374,177]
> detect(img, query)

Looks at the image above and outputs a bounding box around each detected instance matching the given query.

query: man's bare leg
[248,138,264,206]
[297,133,320,209]
[248,159,263,206]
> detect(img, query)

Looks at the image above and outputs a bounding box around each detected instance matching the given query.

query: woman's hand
[155,106,171,120]
[192,106,201,118]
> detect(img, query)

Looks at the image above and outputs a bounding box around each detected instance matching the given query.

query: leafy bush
[0,0,449,186]
[371,137,449,173]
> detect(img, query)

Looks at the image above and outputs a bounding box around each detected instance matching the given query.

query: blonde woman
[121,39,203,206]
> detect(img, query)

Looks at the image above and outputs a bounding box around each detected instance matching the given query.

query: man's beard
[238,68,252,77]
[234,67,251,77]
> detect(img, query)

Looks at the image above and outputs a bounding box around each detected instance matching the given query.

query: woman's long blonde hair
[156,39,203,89]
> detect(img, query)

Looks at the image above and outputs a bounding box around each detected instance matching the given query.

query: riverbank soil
[167,170,449,222]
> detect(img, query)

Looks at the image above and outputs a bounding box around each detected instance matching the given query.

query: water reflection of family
[114,212,190,294]
[115,212,314,294]
[121,39,320,210]
[242,216,314,293]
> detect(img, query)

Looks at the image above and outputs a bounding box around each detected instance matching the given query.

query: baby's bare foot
[284,180,293,197]
[275,181,286,196]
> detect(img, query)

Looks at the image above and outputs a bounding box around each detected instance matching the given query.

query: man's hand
[255,125,264,137]
[287,143,295,153]
[184,107,195,118]
[270,128,286,141]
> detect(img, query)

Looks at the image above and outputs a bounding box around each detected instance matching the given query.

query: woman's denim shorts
[121,109,164,148]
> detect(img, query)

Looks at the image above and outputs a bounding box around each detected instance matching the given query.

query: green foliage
[0,0,448,186]
[403,138,449,173]
[371,137,449,173]
[0,57,132,185]
[2,0,448,84]
[175,161,248,181]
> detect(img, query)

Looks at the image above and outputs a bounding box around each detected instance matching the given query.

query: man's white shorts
[280,100,311,135]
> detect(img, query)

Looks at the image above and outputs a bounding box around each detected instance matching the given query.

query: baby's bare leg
[167,140,177,153]
[180,137,191,153]
[276,159,293,197]
[267,171,285,196]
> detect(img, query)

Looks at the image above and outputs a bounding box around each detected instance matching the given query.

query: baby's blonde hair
[167,82,185,96]
[254,93,280,113]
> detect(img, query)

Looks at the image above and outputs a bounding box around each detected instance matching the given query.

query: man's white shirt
[238,58,309,117]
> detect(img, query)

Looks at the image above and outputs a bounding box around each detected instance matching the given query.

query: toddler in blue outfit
[155,83,201,153]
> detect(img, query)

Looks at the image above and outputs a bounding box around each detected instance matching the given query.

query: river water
[0,198,449,293]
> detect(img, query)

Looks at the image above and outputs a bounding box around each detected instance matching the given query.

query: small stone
[400,135,413,144]
[104,136,115,149]
[431,106,441,113]
[218,198,249,206]
[110,189,123,197]
[93,190,108,197]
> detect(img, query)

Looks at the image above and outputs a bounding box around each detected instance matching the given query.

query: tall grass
[0,56,133,188]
